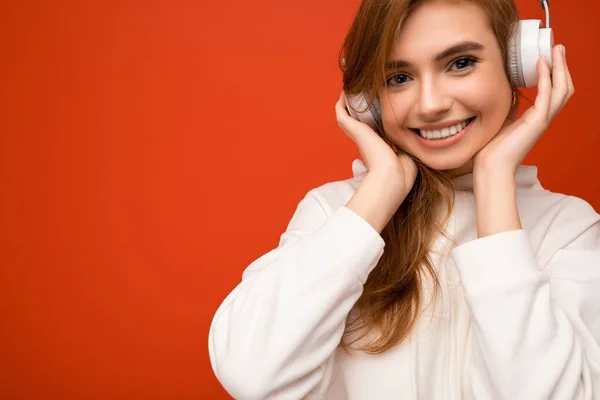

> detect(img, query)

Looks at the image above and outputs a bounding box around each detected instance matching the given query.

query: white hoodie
[208,159,600,400]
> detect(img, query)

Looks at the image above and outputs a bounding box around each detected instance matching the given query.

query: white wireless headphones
[345,0,554,130]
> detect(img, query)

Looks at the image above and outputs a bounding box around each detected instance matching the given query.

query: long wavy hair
[339,0,520,353]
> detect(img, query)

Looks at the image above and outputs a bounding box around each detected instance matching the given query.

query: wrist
[472,166,515,186]
[347,172,408,233]
[473,172,521,237]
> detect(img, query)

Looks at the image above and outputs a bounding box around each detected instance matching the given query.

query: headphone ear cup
[508,20,554,87]
[508,21,525,87]
[343,92,381,131]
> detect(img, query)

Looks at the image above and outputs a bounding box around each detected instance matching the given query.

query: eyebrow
[385,41,484,70]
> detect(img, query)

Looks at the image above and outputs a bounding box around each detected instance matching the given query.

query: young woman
[209,0,600,398]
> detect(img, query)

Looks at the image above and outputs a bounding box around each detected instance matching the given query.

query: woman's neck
[445,158,474,178]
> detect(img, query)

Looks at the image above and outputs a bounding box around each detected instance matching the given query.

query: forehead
[391,1,495,59]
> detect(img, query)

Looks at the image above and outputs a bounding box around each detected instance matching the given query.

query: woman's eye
[450,57,478,71]
[386,74,410,87]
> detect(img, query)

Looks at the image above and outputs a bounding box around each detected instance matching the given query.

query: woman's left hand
[472,44,574,177]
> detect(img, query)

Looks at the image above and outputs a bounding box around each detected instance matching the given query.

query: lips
[408,116,477,149]
[410,117,476,137]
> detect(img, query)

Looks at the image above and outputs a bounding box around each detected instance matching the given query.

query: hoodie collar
[351,159,540,191]
[450,165,540,190]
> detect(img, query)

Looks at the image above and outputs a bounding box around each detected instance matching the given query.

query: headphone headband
[539,0,551,29]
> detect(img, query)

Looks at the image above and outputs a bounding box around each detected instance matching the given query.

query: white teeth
[418,118,471,140]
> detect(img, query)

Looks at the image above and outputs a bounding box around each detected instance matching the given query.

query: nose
[416,78,453,121]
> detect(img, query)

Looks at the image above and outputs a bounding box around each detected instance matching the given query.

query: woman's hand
[335,92,418,201]
[470,44,574,238]
[336,91,418,232]
[472,44,574,178]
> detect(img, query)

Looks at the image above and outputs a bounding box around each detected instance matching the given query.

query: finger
[335,97,388,168]
[336,91,358,122]
[549,45,569,118]
[564,47,575,96]
[336,91,345,112]
[339,91,347,111]
[335,92,379,147]
[532,56,552,124]
[560,47,575,112]
[335,92,352,126]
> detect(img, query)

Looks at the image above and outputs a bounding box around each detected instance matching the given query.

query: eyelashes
[386,74,411,86]
[385,56,481,87]
[449,56,480,72]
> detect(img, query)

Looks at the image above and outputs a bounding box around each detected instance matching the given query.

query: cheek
[461,76,509,117]
[457,78,513,147]
[379,95,411,138]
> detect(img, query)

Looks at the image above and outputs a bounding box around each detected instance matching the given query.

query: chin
[424,156,472,172]
[406,150,475,173]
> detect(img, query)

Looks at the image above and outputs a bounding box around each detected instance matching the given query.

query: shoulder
[275,159,371,250]
[523,188,599,234]
[305,159,366,215]
[520,186,598,225]
[520,188,600,264]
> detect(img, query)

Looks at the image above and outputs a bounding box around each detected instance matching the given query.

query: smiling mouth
[410,116,476,140]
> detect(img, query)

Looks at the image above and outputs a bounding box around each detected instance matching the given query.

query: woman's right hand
[335,91,418,203]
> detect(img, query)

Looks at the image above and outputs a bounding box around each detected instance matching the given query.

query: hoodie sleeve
[451,201,600,400]
[208,189,385,400]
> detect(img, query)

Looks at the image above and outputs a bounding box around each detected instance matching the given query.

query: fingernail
[561,45,566,56]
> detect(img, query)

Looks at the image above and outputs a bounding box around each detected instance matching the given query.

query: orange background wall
[1,0,598,398]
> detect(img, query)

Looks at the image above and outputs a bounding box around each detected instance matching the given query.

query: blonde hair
[339,0,520,353]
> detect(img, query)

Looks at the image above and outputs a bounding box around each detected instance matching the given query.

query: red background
[1,0,598,398]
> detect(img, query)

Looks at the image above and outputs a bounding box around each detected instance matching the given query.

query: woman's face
[378,0,513,175]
